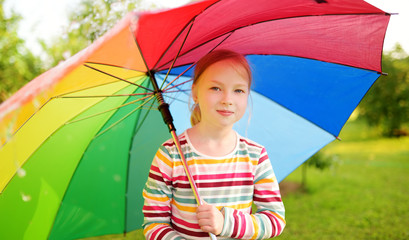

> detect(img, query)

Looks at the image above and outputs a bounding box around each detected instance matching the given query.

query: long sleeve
[143,147,184,240]
[218,148,286,239]
[143,133,285,239]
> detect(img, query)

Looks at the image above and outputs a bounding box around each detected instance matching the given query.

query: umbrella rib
[163,94,189,105]
[152,18,195,71]
[122,96,162,235]
[152,0,223,71]
[45,95,155,239]
[93,95,156,139]
[163,85,192,101]
[156,12,387,72]
[157,74,192,100]
[164,88,191,94]
[53,80,128,98]
[84,64,153,92]
[0,97,52,149]
[129,95,158,137]
[0,82,150,148]
[159,31,231,92]
[161,64,195,91]
[156,30,234,71]
[56,92,152,99]
[130,26,155,81]
[159,19,195,90]
[65,95,153,125]
[84,61,146,73]
[158,27,233,92]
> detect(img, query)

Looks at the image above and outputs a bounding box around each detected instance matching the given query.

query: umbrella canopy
[0,0,389,239]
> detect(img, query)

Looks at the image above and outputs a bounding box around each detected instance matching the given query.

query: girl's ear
[191,83,198,103]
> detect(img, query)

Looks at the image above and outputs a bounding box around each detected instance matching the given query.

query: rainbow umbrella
[0,0,389,239]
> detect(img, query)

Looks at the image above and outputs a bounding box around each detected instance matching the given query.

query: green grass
[276,120,409,240]
[85,120,409,240]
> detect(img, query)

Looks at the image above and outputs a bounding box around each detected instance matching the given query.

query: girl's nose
[221,92,233,105]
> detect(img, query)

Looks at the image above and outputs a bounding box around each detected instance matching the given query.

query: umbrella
[0,0,389,239]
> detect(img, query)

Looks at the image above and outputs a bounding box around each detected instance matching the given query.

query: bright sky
[4,0,409,56]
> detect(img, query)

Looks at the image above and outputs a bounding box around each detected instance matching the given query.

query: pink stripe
[239,138,262,148]
[144,212,170,218]
[173,162,255,177]
[264,212,283,237]
[150,225,168,240]
[172,215,200,229]
[259,153,269,163]
[173,172,253,182]
[196,172,253,180]
[254,189,281,196]
[149,166,172,183]
[143,205,171,212]
[173,224,209,237]
[162,173,172,183]
[150,165,160,173]
[152,164,172,182]
[174,180,254,189]
[232,210,239,237]
[237,211,246,238]
[254,196,282,202]
[197,180,253,188]
[157,227,172,240]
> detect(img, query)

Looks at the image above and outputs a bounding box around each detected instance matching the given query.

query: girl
[143,49,285,239]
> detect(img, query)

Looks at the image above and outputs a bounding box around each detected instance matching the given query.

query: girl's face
[192,59,250,130]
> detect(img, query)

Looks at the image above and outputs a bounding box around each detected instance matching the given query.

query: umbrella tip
[336,136,342,141]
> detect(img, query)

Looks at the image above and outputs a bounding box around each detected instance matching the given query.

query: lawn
[276,120,409,240]
[84,120,409,240]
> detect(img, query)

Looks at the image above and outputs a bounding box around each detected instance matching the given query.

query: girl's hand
[196,203,224,235]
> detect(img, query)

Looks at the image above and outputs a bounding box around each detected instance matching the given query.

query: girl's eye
[210,87,221,91]
[235,89,245,94]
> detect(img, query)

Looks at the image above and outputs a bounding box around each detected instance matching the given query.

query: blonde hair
[190,49,252,126]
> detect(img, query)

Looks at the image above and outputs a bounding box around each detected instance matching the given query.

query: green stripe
[173,196,197,205]
[205,195,252,204]
[144,186,172,199]
[255,168,273,183]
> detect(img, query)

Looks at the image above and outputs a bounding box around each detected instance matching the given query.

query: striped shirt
[143,131,285,239]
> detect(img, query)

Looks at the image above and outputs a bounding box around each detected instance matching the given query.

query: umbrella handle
[151,74,217,239]
[209,233,218,240]
[170,130,218,240]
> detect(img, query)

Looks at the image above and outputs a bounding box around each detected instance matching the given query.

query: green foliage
[306,151,336,170]
[301,151,337,187]
[40,0,144,68]
[359,44,409,137]
[0,0,43,103]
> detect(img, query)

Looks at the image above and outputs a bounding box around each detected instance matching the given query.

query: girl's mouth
[217,110,234,116]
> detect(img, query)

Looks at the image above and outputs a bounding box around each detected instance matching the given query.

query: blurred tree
[0,0,43,103]
[40,0,145,68]
[359,44,409,137]
[301,151,336,187]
